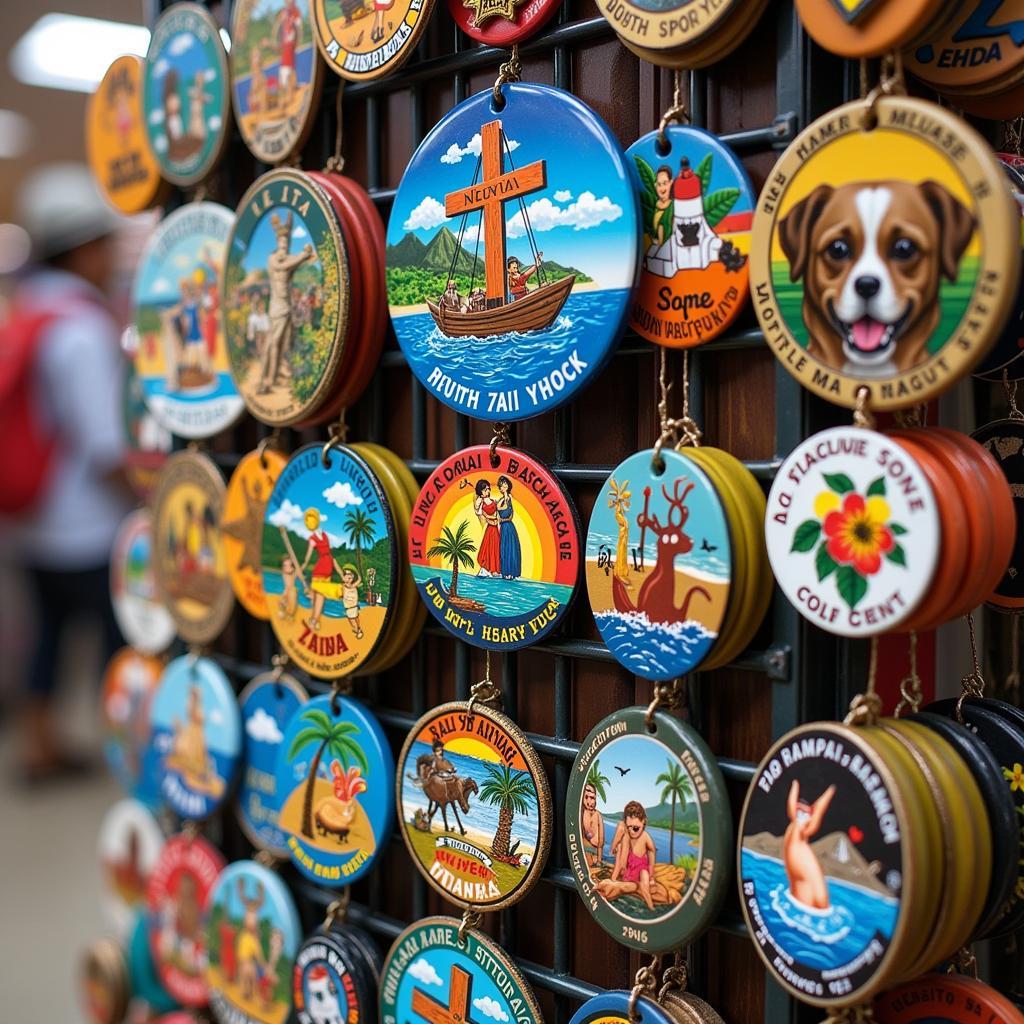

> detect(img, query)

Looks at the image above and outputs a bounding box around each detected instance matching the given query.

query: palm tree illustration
[585,759,610,803]
[478,763,536,860]
[425,520,477,597]
[286,707,368,839]
[655,759,693,864]
[343,508,376,578]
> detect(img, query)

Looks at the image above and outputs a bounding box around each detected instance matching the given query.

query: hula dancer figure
[473,480,501,576]
[496,475,521,580]
[274,0,302,106]
[507,251,543,300]
[298,507,345,633]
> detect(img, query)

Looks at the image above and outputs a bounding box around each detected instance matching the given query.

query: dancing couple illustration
[467,476,521,580]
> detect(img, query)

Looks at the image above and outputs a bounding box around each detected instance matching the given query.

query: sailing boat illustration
[427,118,575,338]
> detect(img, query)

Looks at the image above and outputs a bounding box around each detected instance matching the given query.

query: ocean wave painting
[594,610,715,678]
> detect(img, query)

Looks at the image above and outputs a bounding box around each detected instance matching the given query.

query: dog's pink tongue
[851,317,886,352]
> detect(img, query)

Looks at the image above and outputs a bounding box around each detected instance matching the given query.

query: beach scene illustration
[133,204,243,439]
[275,696,392,885]
[144,7,227,181]
[98,799,165,935]
[399,709,543,907]
[586,452,730,680]
[386,83,639,419]
[409,448,578,650]
[224,176,343,424]
[579,733,702,922]
[206,863,301,1024]
[262,447,393,677]
[111,511,176,654]
[150,659,242,820]
[231,0,319,161]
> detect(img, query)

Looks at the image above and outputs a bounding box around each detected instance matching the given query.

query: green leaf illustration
[866,476,886,497]
[704,188,740,228]
[791,519,821,553]
[823,472,855,494]
[886,543,907,567]
[633,154,657,198]
[815,542,837,581]
[890,523,908,535]
[836,565,868,610]
[695,153,712,195]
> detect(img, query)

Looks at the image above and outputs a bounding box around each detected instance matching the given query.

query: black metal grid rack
[145,0,870,1020]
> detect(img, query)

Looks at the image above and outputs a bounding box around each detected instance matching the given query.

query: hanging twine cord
[853,386,876,430]
[656,70,689,150]
[324,887,351,929]
[320,411,349,467]
[949,947,979,979]
[1004,115,1024,157]
[956,613,986,722]
[845,637,882,726]
[1007,616,1021,703]
[325,82,346,173]
[628,956,663,1023]
[894,631,922,718]
[1005,368,1024,421]
[492,45,522,106]
[822,1007,875,1024]
[330,677,353,715]
[457,909,482,945]
[653,349,702,465]
[860,50,906,125]
[645,679,686,732]
[468,651,502,715]
[657,954,688,1000]
[257,429,283,468]
[489,422,510,465]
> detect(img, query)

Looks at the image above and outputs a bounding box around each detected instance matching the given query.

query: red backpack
[0,306,62,515]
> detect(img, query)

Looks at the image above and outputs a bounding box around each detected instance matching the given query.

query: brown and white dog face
[778,180,976,375]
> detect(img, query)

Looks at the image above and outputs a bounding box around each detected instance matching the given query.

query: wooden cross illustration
[411,964,475,1024]
[444,119,546,306]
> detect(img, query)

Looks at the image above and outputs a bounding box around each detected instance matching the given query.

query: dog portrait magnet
[765,427,940,637]
[750,96,1020,411]
[626,125,754,347]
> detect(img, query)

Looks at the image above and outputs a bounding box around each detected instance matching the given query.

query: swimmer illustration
[784,780,836,910]
[595,801,669,912]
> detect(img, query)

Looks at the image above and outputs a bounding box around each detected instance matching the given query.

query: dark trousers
[23,564,122,699]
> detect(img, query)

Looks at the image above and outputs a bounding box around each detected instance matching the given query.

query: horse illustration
[412,755,479,835]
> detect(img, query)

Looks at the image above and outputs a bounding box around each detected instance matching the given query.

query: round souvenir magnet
[132,202,245,439]
[873,972,1024,1023]
[123,361,173,502]
[595,0,740,61]
[660,990,726,1024]
[235,671,308,856]
[794,0,942,58]
[152,451,235,645]
[408,445,579,651]
[380,917,544,1024]
[87,55,169,214]
[765,427,940,637]
[386,82,640,422]
[101,648,165,807]
[971,419,1024,610]
[262,443,397,678]
[143,3,230,187]
[98,798,166,936]
[150,655,242,821]
[565,707,731,953]
[447,0,561,46]
[127,911,179,1015]
[205,860,302,1024]
[586,449,732,680]
[396,700,552,911]
[275,693,394,887]
[749,95,1020,412]
[223,449,289,620]
[146,831,227,1008]
[224,169,350,427]
[626,125,754,348]
[293,926,377,1024]
[80,939,129,1024]
[311,0,433,82]
[739,722,912,1007]
[230,0,324,164]
[110,510,176,655]
[569,992,677,1024]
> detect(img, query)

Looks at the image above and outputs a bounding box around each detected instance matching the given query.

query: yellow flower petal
[814,491,840,518]
[865,495,891,526]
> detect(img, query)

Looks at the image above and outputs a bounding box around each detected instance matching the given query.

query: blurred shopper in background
[1,164,130,782]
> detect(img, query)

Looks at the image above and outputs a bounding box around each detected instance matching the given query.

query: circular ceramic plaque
[408,445,580,650]
[132,202,245,439]
[396,700,551,910]
[765,427,940,637]
[87,55,167,214]
[275,693,394,887]
[293,927,378,1024]
[262,444,397,678]
[230,0,324,164]
[224,169,350,426]
[110,510,176,655]
[795,0,942,58]
[586,449,732,680]
[873,972,1024,1023]
[150,655,242,820]
[625,125,754,347]
[206,860,303,1024]
[387,83,639,421]
[749,95,1020,411]
[143,3,230,186]
[447,0,562,46]
[122,361,173,502]
[568,992,679,1024]
[98,798,166,936]
[566,707,731,952]
[152,450,235,645]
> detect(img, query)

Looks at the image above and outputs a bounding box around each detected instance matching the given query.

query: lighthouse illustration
[645,158,723,279]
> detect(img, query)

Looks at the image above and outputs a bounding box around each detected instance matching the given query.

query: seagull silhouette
[615,766,631,777]
[701,538,717,553]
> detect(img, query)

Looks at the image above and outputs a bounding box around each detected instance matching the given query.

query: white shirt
[4,268,130,569]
